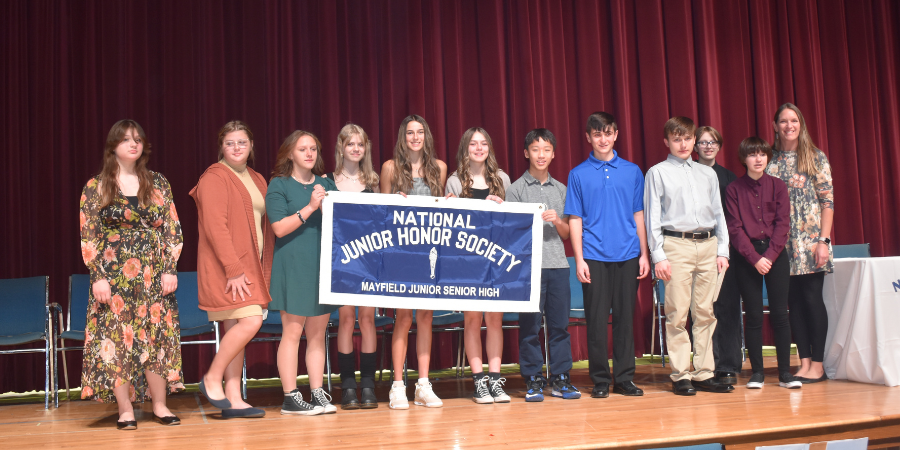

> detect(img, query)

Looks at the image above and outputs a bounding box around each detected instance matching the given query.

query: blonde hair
[216,120,255,166]
[773,103,820,175]
[455,127,505,199]
[334,123,379,191]
[390,115,443,196]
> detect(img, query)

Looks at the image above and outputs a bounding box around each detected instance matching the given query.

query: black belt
[663,229,714,240]
[750,238,770,245]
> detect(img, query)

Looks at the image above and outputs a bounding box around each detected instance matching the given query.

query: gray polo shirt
[506,171,569,269]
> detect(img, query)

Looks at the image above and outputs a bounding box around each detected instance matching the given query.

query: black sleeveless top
[470,188,489,200]
[325,172,374,193]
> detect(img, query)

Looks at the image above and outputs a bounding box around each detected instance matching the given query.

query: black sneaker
[779,372,802,389]
[341,388,360,410]
[310,388,337,414]
[746,372,765,389]
[473,375,493,404]
[551,373,582,399]
[281,389,324,416]
[359,387,378,409]
[489,377,511,403]
[525,376,544,402]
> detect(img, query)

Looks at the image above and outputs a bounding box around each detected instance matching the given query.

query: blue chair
[0,276,59,408]
[651,271,667,367]
[833,243,870,259]
[567,257,586,323]
[242,309,286,398]
[58,274,91,398]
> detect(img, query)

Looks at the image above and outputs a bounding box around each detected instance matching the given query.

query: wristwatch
[818,237,831,245]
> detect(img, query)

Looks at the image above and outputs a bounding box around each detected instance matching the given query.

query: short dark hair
[737,136,773,167]
[694,126,722,147]
[524,128,557,150]
[586,111,617,134]
[663,116,696,139]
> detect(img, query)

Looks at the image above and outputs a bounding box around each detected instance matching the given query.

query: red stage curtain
[2,0,898,394]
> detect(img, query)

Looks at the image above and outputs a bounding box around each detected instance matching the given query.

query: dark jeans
[733,240,792,374]
[789,271,827,361]
[582,257,639,385]
[712,254,742,374]
[519,268,573,377]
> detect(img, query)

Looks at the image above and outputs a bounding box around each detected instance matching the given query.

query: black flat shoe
[692,378,732,393]
[798,373,829,384]
[222,407,266,418]
[199,377,232,409]
[341,388,361,410]
[117,420,137,430]
[672,379,696,396]
[360,387,378,409]
[715,371,738,385]
[591,382,609,398]
[153,414,181,426]
[613,381,644,396]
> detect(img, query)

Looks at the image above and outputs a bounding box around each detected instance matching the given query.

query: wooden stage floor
[2,356,899,449]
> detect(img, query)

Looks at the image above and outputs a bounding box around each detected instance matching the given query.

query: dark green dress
[266,175,339,317]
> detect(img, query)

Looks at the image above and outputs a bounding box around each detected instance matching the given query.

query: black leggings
[734,241,792,374]
[788,271,827,361]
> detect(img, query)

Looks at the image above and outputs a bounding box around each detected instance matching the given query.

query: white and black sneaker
[473,375,493,404]
[746,372,765,389]
[310,388,338,414]
[779,372,802,389]
[489,376,511,403]
[281,389,324,415]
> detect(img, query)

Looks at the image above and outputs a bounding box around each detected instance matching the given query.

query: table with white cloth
[823,256,900,386]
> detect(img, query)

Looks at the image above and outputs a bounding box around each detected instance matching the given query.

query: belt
[663,229,714,240]
[750,238,770,244]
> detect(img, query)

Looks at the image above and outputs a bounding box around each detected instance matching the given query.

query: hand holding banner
[319,192,544,312]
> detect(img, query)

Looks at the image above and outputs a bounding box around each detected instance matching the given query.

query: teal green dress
[266,175,339,317]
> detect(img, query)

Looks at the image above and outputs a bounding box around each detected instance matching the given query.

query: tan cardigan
[190,163,275,311]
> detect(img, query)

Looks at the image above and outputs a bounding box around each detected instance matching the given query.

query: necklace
[291,174,315,189]
[340,171,360,182]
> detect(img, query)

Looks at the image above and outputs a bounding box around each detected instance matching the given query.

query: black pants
[712,251,742,373]
[582,257,639,385]
[789,271,827,361]
[733,241,792,374]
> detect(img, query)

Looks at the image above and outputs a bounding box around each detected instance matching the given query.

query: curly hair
[455,127,505,199]
[390,115,443,196]
[334,123,379,191]
[98,120,153,208]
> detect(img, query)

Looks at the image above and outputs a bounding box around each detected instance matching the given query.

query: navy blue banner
[319,192,543,312]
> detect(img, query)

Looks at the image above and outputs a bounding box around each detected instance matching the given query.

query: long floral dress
[765,149,834,276]
[79,171,185,402]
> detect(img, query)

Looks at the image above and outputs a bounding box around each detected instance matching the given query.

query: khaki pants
[663,236,726,382]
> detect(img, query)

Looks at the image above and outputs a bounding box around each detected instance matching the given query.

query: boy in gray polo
[508,128,580,401]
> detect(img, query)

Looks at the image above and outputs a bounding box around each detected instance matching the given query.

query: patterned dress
[765,149,834,276]
[79,172,185,402]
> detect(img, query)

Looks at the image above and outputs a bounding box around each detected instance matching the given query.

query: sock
[472,372,484,382]
[392,380,405,388]
[418,377,429,385]
[338,352,358,389]
[359,352,377,389]
[488,372,501,381]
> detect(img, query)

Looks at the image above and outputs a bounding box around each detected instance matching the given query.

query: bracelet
[296,210,306,224]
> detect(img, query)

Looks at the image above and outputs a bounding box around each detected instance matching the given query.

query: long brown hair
[390,115,443,196]
[217,120,255,166]
[455,127,505,199]
[773,103,820,175]
[98,120,153,208]
[334,123,379,190]
[271,130,325,178]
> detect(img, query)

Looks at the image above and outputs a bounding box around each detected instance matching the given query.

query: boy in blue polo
[509,128,580,401]
[565,112,650,398]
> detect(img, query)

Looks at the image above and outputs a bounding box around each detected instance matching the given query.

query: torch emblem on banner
[429,247,437,279]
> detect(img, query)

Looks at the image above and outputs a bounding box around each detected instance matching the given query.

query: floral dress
[765,149,834,276]
[79,171,185,402]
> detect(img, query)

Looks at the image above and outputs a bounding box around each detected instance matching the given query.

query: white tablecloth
[823,256,900,386]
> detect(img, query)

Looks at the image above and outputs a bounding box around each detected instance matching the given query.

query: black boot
[338,352,360,410]
[359,352,378,409]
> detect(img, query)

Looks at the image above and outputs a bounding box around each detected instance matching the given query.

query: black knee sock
[359,352,376,389]
[338,352,358,389]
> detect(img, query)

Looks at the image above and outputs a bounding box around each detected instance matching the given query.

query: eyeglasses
[697,140,720,148]
[224,140,250,149]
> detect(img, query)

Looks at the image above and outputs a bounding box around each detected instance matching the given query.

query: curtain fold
[2,0,898,393]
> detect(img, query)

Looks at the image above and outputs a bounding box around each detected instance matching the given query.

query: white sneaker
[746,372,765,389]
[414,381,443,407]
[389,385,409,410]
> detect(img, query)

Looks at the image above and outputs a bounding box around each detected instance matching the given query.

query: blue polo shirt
[564,150,644,262]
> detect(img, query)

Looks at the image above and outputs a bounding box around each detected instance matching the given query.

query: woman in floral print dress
[79,120,185,430]
[765,103,834,384]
